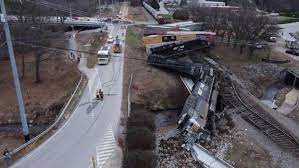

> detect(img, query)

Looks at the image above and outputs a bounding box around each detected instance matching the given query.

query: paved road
[272,22,299,61]
[279,22,299,41]
[10,3,131,167]
[11,18,126,168]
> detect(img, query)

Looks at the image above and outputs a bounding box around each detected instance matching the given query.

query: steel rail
[226,75,299,156]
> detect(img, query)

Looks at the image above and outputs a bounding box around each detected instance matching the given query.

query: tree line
[187,6,278,56]
[2,0,70,83]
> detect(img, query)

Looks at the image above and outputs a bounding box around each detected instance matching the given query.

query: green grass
[278,16,299,24]
[129,7,146,21]
[126,27,142,48]
[131,14,146,21]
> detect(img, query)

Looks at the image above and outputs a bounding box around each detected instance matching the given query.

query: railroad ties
[242,111,299,156]
[221,74,299,157]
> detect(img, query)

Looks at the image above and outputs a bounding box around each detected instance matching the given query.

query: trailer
[143,1,172,24]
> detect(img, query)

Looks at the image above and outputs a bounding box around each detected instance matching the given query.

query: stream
[261,82,285,109]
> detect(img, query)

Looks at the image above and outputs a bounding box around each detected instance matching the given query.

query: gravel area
[275,86,293,106]
[231,113,299,168]
[241,63,284,98]
[155,126,203,168]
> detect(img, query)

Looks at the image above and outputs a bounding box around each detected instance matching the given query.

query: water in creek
[261,82,285,109]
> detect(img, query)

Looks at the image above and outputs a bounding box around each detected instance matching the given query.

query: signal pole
[70,3,72,19]
[0,0,30,142]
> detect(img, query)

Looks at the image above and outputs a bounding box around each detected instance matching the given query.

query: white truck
[97,46,111,65]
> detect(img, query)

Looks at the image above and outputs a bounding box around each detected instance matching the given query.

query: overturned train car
[178,69,220,146]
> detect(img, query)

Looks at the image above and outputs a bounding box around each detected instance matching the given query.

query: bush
[126,127,155,150]
[128,112,155,131]
[126,150,156,168]
[173,9,189,20]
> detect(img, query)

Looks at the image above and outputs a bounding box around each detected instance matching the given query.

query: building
[285,68,299,89]
[188,0,225,7]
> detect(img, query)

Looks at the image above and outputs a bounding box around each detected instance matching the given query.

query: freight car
[148,38,211,56]
[143,32,216,48]
[143,1,172,24]
[178,68,220,146]
[147,54,204,79]
[147,38,221,148]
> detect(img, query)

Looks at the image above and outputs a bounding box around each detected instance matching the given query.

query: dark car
[286,49,299,56]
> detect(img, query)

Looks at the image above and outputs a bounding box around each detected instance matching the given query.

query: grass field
[126,26,143,48]
[278,16,299,24]
[129,7,147,21]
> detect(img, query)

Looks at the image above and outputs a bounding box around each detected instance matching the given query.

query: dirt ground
[204,123,275,168]
[0,36,80,158]
[211,45,290,98]
[94,3,121,18]
[125,26,188,111]
[75,31,107,68]
[156,127,202,168]
[122,25,189,167]
[128,7,147,21]
[212,43,299,123]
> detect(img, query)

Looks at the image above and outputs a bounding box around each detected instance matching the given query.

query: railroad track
[221,74,299,157]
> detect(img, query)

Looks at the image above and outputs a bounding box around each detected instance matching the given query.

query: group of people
[96,89,104,100]
[70,52,80,62]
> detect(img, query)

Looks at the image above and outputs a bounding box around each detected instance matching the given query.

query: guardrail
[0,72,83,161]
[191,143,234,168]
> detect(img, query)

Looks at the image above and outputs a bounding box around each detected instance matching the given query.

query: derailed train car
[147,54,203,79]
[178,68,220,147]
[147,38,221,148]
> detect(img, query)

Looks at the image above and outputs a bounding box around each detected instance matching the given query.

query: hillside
[225,0,299,13]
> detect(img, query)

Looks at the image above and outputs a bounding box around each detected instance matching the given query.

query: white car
[107,35,114,43]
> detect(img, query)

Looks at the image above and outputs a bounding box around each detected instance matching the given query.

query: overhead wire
[20,0,90,17]
[13,34,272,67]
[13,40,148,63]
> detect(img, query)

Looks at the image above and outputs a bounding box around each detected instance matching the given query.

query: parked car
[269,36,276,42]
[254,42,266,49]
[286,49,299,56]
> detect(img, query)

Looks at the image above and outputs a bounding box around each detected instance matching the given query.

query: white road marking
[95,127,116,168]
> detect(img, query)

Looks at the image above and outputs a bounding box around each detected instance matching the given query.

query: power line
[26,0,89,16]
[14,40,148,62]
[18,0,90,17]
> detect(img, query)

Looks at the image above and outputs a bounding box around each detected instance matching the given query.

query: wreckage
[147,38,222,145]
[147,38,234,167]
[178,68,220,148]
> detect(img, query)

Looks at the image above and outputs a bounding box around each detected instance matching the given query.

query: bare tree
[188,5,276,56]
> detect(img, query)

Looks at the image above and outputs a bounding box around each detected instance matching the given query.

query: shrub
[126,150,156,168]
[173,9,189,20]
[126,127,155,150]
[128,112,155,131]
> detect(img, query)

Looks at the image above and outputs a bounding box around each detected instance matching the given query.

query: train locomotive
[178,68,220,148]
[147,39,221,148]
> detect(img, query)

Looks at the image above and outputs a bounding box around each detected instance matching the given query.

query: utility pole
[69,3,72,19]
[0,0,30,142]
[98,0,101,18]
[99,0,102,31]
